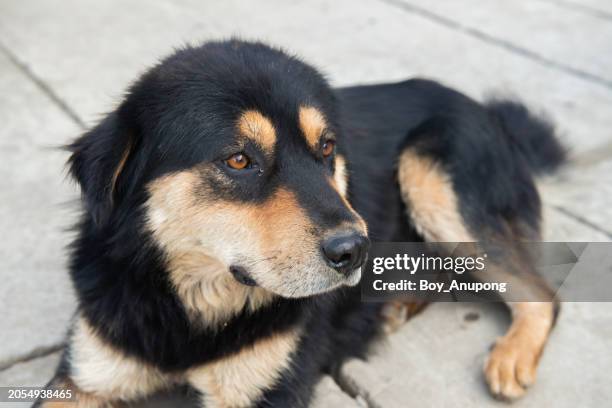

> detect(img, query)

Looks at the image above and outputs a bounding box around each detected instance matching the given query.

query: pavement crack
[540,0,612,22]
[553,206,612,239]
[0,40,86,130]
[0,343,65,372]
[378,0,612,91]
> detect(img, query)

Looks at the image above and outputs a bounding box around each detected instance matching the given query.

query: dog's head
[69,40,368,303]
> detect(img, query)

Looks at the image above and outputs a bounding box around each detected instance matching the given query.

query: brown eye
[321,140,335,157]
[225,153,250,170]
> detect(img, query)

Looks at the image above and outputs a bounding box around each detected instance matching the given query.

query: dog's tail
[486,99,566,175]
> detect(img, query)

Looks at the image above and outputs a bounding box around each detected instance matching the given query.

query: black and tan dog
[38,40,565,407]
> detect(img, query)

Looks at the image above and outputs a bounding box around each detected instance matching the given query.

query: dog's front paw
[484,333,541,400]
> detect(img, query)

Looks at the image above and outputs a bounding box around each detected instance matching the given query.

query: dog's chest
[187,327,302,407]
[70,315,301,407]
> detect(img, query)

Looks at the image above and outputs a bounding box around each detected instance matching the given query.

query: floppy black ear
[68,112,136,227]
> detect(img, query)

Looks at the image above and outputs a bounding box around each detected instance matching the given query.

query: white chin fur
[344,267,362,287]
[263,266,363,298]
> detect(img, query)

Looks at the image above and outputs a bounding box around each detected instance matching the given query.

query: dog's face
[69,41,368,300]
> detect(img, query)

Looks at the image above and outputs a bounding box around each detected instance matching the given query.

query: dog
[37,39,564,407]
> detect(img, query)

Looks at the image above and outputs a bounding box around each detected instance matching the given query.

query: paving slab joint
[540,0,612,21]
[0,343,65,372]
[0,40,86,129]
[377,0,612,91]
[552,206,612,239]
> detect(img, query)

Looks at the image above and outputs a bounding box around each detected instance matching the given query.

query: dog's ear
[68,112,136,227]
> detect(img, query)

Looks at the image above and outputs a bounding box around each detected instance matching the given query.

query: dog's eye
[321,140,335,158]
[225,153,251,170]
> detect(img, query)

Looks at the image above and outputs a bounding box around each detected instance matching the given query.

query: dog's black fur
[39,40,564,407]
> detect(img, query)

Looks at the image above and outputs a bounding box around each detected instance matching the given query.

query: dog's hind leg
[395,120,559,400]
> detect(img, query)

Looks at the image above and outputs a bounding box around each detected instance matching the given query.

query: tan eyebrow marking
[237,110,277,150]
[298,106,327,149]
[333,154,349,197]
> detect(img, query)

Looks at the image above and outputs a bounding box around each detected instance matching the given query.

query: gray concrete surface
[0,51,77,367]
[0,0,611,406]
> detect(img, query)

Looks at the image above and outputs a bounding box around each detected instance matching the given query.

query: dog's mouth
[229,261,363,295]
[229,265,258,287]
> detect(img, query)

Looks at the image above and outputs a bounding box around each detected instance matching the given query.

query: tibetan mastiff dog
[37,40,565,407]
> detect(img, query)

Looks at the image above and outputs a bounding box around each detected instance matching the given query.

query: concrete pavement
[1,1,611,406]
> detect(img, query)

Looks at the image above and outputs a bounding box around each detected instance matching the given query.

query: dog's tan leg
[397,148,557,400]
[474,257,558,400]
[485,302,555,399]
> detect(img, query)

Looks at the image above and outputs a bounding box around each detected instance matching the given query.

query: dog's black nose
[322,233,370,275]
